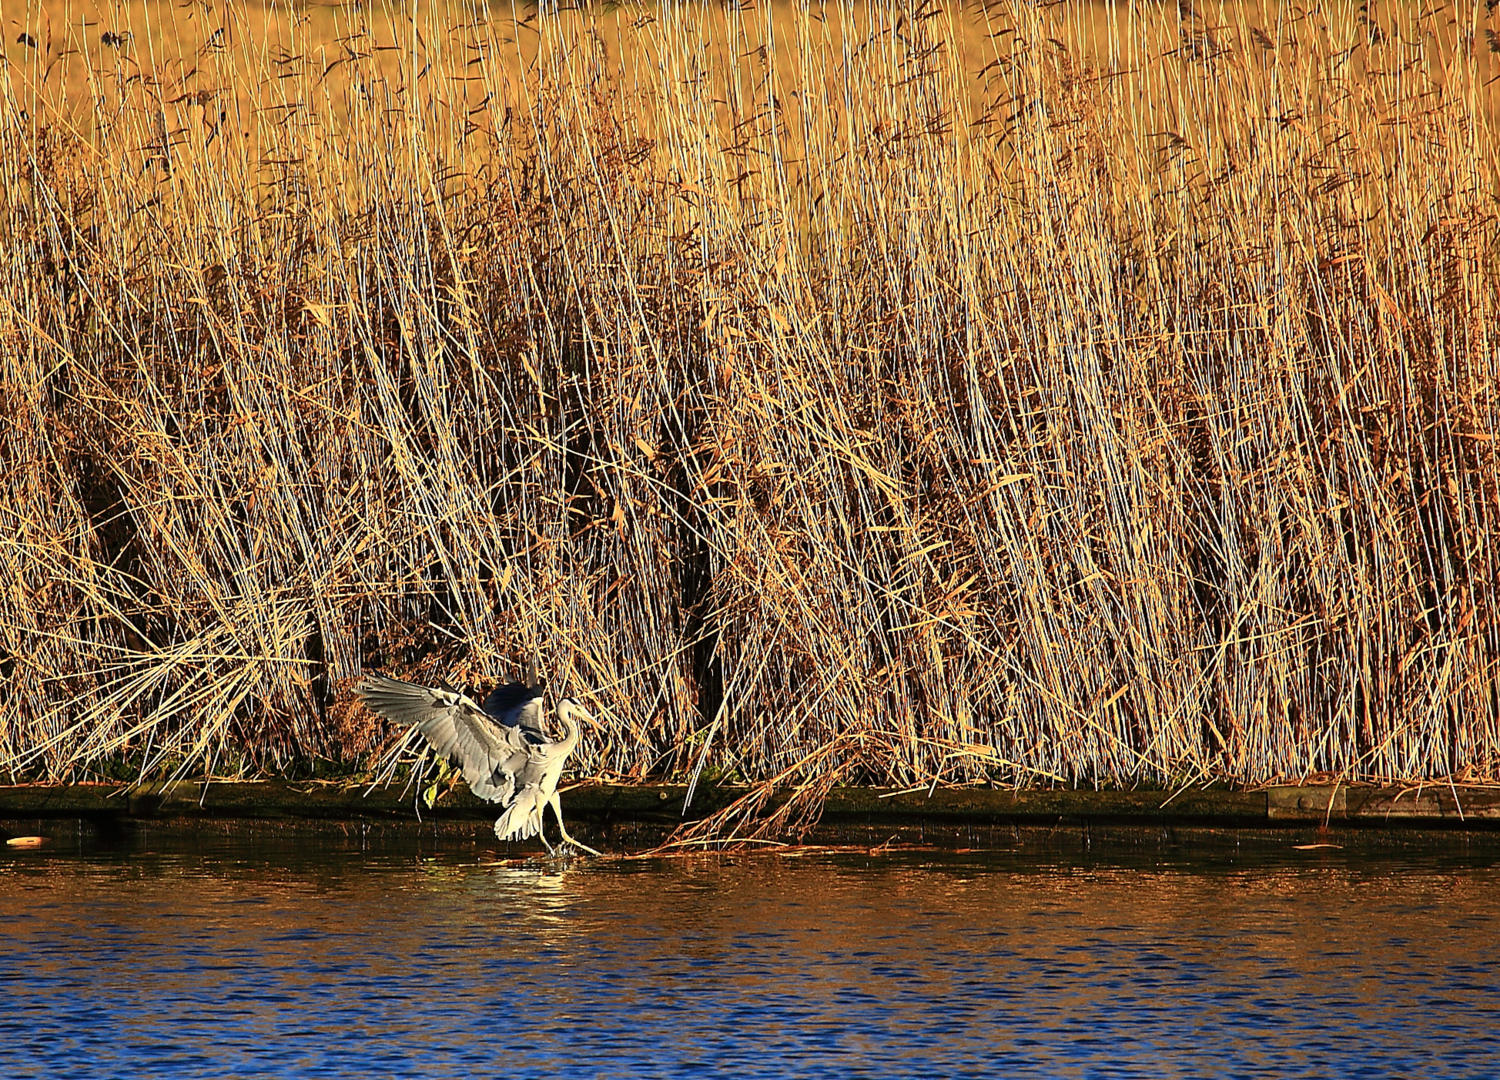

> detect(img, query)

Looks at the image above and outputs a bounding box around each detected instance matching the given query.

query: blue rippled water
[3,824,1499,1078]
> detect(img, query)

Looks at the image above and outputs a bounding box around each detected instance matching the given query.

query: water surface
[3,823,1497,1077]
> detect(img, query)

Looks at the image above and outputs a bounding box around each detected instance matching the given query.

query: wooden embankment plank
[819,786,1269,824]
[1267,785,1500,823]
[1,782,1498,827]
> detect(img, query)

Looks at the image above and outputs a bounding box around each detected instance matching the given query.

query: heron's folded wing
[356,673,532,802]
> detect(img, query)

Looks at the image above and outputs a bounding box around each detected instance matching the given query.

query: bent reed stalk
[2,0,1498,832]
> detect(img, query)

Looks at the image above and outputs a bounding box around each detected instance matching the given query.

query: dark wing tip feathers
[483,679,544,723]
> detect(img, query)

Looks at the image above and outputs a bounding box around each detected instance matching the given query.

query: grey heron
[355,670,601,856]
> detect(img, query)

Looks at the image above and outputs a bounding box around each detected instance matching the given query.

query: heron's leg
[497,814,555,857]
[548,793,601,856]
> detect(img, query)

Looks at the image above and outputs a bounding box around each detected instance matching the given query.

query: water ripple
[2,832,1498,1077]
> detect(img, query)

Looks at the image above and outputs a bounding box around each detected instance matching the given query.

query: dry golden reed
[2,0,1498,825]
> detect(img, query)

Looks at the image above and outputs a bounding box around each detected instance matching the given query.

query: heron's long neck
[555,703,581,754]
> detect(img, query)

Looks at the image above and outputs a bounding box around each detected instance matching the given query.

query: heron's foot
[546,793,601,856]
[555,825,601,857]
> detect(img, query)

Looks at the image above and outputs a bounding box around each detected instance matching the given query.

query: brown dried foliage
[1,0,1498,836]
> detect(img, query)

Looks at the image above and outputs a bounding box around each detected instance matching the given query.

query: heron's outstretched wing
[356,673,533,802]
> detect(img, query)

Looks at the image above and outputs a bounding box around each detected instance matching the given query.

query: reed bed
[2,0,1498,832]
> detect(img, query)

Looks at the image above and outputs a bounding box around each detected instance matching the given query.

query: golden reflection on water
[4,833,1499,1075]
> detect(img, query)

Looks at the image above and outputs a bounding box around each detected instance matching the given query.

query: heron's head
[558,696,597,728]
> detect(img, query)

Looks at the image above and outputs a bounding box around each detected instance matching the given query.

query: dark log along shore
[4,783,1499,851]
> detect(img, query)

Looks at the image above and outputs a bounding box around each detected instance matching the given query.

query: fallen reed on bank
[2,0,1498,834]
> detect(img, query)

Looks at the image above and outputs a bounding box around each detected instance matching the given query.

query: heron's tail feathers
[494,788,546,842]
